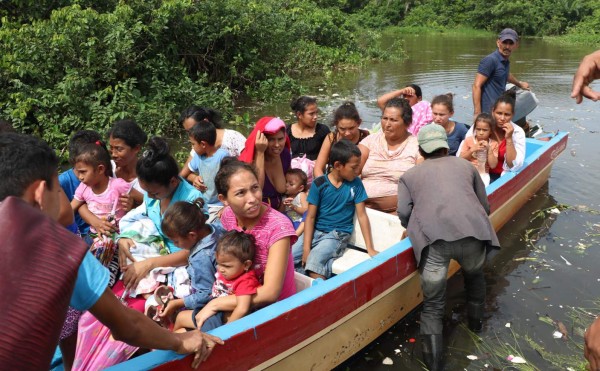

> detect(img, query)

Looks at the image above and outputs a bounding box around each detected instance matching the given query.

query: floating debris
[505,322,511,328]
[382,357,393,365]
[506,355,527,364]
[559,255,572,265]
[513,257,538,262]
[394,349,400,354]
[553,330,564,339]
[466,355,478,360]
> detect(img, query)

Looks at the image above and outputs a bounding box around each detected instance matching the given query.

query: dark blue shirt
[478,49,510,114]
[447,121,468,156]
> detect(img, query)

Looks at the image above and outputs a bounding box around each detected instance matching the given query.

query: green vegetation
[1,0,599,155]
[0,0,403,155]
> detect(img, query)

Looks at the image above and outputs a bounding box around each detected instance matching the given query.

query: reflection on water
[226,33,598,369]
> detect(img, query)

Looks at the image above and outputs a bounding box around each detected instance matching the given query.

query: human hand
[175,330,224,369]
[194,306,217,330]
[478,140,489,150]
[255,132,268,153]
[519,81,530,90]
[282,197,293,206]
[122,259,152,291]
[119,193,134,212]
[367,249,378,257]
[192,176,208,192]
[159,299,182,319]
[585,317,600,371]
[92,217,116,237]
[499,121,514,138]
[400,86,416,97]
[571,50,600,104]
[301,247,310,267]
[118,238,137,268]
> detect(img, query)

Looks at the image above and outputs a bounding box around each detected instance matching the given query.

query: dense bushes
[0,0,401,156]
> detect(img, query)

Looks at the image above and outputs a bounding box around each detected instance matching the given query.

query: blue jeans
[292,229,350,278]
[418,237,486,335]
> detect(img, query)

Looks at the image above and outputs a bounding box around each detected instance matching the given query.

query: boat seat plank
[332,208,405,275]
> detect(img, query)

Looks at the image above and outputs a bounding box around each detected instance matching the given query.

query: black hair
[383,97,413,126]
[419,147,448,159]
[329,138,361,168]
[161,198,207,238]
[0,133,58,200]
[492,90,516,113]
[178,105,224,130]
[189,121,217,146]
[0,119,16,133]
[68,130,102,165]
[136,137,179,187]
[74,141,112,177]
[290,96,317,114]
[285,168,308,189]
[332,101,361,127]
[430,93,454,113]
[215,157,259,196]
[216,230,256,263]
[108,119,147,149]
[408,84,423,98]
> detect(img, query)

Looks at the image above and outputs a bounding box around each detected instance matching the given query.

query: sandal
[154,285,174,307]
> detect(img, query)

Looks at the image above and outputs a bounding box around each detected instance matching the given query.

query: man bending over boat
[0,133,222,370]
[396,124,500,371]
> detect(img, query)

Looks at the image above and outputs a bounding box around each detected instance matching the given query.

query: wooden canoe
[110,131,568,371]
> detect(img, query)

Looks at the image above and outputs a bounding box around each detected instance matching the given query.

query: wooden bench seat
[331,208,405,275]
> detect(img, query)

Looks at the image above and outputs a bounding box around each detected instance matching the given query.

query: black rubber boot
[467,301,485,332]
[420,334,443,371]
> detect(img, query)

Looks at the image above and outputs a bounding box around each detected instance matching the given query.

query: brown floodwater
[236,32,600,370]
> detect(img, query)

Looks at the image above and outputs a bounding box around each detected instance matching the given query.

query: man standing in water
[396,125,500,371]
[473,28,530,116]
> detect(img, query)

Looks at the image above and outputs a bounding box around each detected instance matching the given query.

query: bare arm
[228,295,252,322]
[355,202,376,256]
[58,188,74,227]
[314,134,333,177]
[76,202,116,236]
[90,288,223,368]
[179,154,194,177]
[571,50,600,103]
[472,73,488,115]
[357,144,370,175]
[253,133,268,189]
[265,155,286,194]
[377,87,415,111]
[302,204,317,266]
[459,139,476,160]
[507,73,529,90]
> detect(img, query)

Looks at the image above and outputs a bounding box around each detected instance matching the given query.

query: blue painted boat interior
[108,132,568,371]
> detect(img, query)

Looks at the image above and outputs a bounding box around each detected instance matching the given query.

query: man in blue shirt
[472,28,530,116]
[0,133,222,370]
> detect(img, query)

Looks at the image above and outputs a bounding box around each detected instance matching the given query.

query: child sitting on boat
[193,231,261,330]
[459,113,499,186]
[180,121,229,222]
[157,198,224,331]
[281,168,309,232]
[70,141,140,283]
[293,139,377,279]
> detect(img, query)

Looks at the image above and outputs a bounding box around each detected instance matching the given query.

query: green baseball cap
[417,124,449,153]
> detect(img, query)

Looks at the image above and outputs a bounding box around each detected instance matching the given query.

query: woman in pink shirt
[198,159,297,319]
